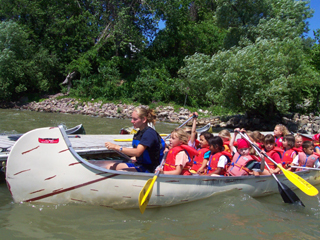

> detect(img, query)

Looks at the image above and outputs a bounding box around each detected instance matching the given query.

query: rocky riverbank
[5,94,320,134]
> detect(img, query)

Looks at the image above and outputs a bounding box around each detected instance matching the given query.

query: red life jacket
[207,151,232,175]
[189,146,210,172]
[275,136,283,149]
[226,152,255,176]
[292,147,303,153]
[164,145,198,175]
[223,140,236,153]
[256,142,263,150]
[265,147,283,170]
[281,149,297,168]
[195,139,200,148]
[295,152,319,171]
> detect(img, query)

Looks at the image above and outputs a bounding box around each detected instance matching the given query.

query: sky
[307,0,320,39]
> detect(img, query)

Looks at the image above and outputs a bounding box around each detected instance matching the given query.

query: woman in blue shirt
[105,107,165,172]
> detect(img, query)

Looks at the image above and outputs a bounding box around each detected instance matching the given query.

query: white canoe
[6,126,320,209]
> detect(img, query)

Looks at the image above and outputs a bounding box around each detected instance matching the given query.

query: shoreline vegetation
[1,1,319,120]
[1,93,320,134]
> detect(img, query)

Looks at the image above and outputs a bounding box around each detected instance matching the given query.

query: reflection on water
[2,109,320,239]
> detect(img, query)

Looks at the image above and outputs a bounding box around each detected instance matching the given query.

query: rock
[312,124,319,133]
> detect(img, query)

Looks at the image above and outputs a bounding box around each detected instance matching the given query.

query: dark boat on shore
[7,124,86,141]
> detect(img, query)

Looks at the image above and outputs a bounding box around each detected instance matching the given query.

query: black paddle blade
[278,182,305,207]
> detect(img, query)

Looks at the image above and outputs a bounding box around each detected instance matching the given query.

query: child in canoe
[270,134,297,174]
[247,131,265,150]
[159,128,198,175]
[263,134,283,172]
[294,134,303,151]
[197,136,232,176]
[312,133,320,154]
[273,124,290,149]
[291,141,320,171]
[218,129,232,153]
[225,129,265,176]
[189,131,213,174]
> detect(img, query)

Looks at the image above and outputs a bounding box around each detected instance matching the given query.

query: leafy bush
[180,37,319,115]
[132,66,178,104]
[69,59,126,100]
[0,20,57,100]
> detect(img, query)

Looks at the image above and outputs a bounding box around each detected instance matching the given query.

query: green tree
[307,29,320,112]
[0,20,56,100]
[179,0,317,113]
[146,0,226,77]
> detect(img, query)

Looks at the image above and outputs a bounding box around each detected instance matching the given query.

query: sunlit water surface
[1,109,320,239]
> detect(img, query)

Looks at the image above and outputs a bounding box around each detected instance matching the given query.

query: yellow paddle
[139,152,168,214]
[114,138,133,142]
[275,163,318,196]
[138,115,196,214]
[238,131,318,196]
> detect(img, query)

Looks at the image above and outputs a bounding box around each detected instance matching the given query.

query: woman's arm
[105,142,146,157]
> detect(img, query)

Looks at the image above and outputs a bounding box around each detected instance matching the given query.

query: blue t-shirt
[132,127,162,171]
[204,151,211,159]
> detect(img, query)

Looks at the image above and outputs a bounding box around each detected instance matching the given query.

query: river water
[1,109,320,239]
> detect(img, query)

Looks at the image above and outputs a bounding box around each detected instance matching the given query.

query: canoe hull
[6,126,320,209]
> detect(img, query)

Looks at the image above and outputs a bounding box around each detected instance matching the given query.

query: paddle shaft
[242,133,304,205]
[241,133,283,184]
[163,115,195,141]
[237,131,286,169]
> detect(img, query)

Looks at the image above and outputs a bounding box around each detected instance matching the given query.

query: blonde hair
[252,131,265,144]
[134,107,157,125]
[275,124,290,136]
[218,129,231,140]
[171,128,189,145]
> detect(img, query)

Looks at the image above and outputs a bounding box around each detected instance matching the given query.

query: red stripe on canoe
[14,169,31,175]
[59,149,69,153]
[44,175,56,180]
[22,146,40,155]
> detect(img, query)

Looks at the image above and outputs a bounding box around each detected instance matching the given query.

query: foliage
[305,29,320,113]
[0,20,56,100]
[0,0,319,117]
[69,59,124,100]
[132,66,179,104]
[179,0,318,115]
